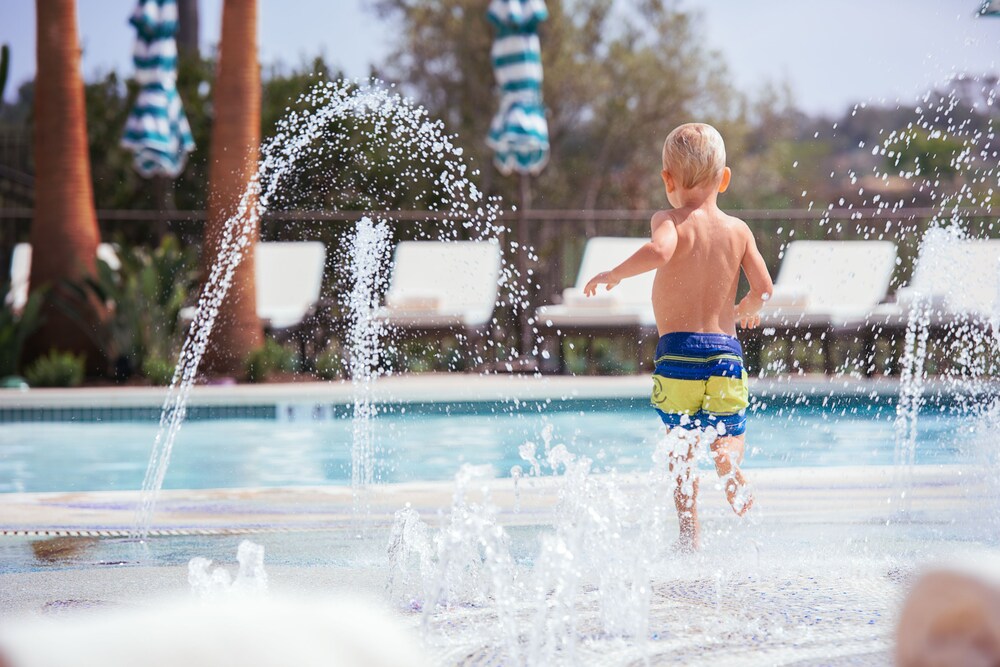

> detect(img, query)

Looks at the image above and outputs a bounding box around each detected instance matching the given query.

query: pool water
[0,398,972,494]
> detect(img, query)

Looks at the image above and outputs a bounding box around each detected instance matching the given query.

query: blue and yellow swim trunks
[651,332,749,436]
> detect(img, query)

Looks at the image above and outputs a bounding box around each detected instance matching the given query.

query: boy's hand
[583,271,620,297]
[735,302,761,328]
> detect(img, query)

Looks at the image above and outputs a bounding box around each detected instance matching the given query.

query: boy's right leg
[710,434,753,516]
[667,429,700,552]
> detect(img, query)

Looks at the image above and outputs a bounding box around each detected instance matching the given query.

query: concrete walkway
[1,464,996,667]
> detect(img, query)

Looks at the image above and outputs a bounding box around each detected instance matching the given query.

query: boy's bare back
[650,206,755,337]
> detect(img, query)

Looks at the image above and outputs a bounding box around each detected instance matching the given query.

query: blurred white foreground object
[0,594,428,667]
[897,568,1000,667]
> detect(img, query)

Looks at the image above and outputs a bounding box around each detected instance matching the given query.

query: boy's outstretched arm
[735,224,774,328]
[584,214,677,296]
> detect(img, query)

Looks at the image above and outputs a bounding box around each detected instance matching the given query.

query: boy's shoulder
[649,209,676,227]
[650,208,751,236]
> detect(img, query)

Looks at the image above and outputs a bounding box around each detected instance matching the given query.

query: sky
[1,0,998,116]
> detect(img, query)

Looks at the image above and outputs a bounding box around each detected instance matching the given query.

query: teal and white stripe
[979,0,1000,16]
[121,0,195,179]
[486,0,550,175]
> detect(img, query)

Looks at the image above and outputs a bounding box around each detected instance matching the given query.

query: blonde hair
[661,123,726,189]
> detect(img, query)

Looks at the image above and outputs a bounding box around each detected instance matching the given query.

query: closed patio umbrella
[121,0,195,178]
[486,0,550,361]
[979,0,1000,16]
[486,0,550,175]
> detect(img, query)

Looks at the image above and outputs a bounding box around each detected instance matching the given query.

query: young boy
[583,123,773,552]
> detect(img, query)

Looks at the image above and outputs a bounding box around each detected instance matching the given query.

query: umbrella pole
[518,172,534,361]
[152,175,174,241]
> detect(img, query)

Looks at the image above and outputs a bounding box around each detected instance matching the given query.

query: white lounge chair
[378,240,502,332]
[6,242,121,312]
[536,237,656,328]
[255,241,327,331]
[535,237,657,372]
[868,232,1000,326]
[852,233,1000,376]
[178,241,327,333]
[761,240,898,328]
[753,240,897,375]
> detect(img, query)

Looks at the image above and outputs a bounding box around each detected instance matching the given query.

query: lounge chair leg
[823,333,836,375]
[863,328,877,377]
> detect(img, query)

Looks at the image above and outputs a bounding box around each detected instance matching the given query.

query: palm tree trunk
[176,0,200,58]
[200,0,263,376]
[27,0,103,370]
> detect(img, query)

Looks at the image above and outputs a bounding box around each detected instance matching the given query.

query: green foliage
[376,0,750,210]
[84,72,149,210]
[882,129,969,181]
[24,350,85,388]
[245,338,298,383]
[561,335,637,375]
[0,286,46,377]
[142,355,176,386]
[384,339,468,373]
[50,53,344,211]
[314,343,344,381]
[58,235,197,381]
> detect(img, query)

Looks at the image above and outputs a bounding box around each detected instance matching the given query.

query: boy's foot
[671,536,700,554]
[724,474,754,517]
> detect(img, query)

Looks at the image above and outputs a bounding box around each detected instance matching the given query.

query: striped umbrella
[979,0,1000,16]
[121,0,195,178]
[486,0,550,176]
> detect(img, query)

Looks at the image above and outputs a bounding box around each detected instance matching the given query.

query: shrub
[25,350,85,388]
[0,285,46,377]
[245,338,298,383]
[142,355,176,386]
[57,235,197,381]
[315,345,344,381]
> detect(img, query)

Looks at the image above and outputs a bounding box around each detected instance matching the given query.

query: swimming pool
[0,397,972,493]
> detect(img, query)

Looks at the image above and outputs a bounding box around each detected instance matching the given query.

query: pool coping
[0,464,983,536]
[1,374,991,410]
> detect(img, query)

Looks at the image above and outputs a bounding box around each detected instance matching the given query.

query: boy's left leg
[710,434,753,516]
[668,430,700,552]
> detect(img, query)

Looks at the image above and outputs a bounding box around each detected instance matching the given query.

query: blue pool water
[0,397,974,494]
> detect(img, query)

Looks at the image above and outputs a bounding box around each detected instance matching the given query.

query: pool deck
[0,464,982,536]
[2,375,998,666]
[1,464,996,667]
[2,461,996,667]
[0,373,992,410]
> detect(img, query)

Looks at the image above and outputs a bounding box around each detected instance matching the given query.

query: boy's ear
[661,169,675,192]
[718,167,732,193]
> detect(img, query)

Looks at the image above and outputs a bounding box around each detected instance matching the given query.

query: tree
[200,0,264,375]
[27,0,103,369]
[374,0,740,211]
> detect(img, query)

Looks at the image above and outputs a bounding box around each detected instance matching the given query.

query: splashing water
[188,540,268,599]
[385,429,729,664]
[892,291,930,517]
[347,216,391,514]
[132,80,521,538]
